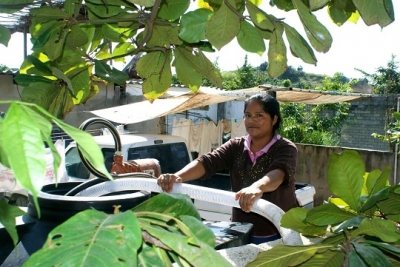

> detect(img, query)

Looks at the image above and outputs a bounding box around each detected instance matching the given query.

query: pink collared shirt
[244,134,281,163]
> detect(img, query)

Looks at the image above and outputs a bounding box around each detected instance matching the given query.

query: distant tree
[357,54,400,94]
[236,55,259,89]
[258,62,268,72]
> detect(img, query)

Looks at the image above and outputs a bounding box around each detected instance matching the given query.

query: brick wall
[339,95,400,151]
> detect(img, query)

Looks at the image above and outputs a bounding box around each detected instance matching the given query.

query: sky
[1,2,399,80]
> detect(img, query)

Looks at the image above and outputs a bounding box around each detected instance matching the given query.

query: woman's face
[244,100,277,139]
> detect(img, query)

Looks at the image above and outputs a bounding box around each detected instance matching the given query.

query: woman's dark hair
[244,93,282,133]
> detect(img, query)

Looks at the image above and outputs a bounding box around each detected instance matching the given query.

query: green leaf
[267,22,287,78]
[378,191,400,215]
[157,0,190,21]
[94,60,129,85]
[283,23,317,65]
[137,242,166,266]
[327,150,365,211]
[309,0,329,11]
[70,68,91,104]
[0,118,10,167]
[352,242,393,267]
[179,215,215,247]
[360,187,389,213]
[246,1,274,31]
[365,240,400,259]
[236,20,266,56]
[66,24,89,49]
[126,0,156,7]
[30,5,70,23]
[26,55,53,75]
[145,24,182,48]
[370,166,391,196]
[328,5,352,26]
[132,193,201,220]
[351,218,400,243]
[0,201,26,246]
[64,0,83,17]
[173,47,203,91]
[296,249,345,266]
[52,67,74,92]
[247,244,332,267]
[281,207,327,236]
[349,248,368,267]
[2,103,47,204]
[24,210,142,266]
[0,25,11,47]
[179,9,213,43]
[352,0,394,27]
[205,0,240,50]
[273,0,295,11]
[306,203,356,226]
[142,66,172,101]
[101,23,134,42]
[43,23,68,61]
[107,42,136,60]
[21,82,63,113]
[14,74,54,86]
[138,213,232,267]
[85,2,124,18]
[50,118,111,180]
[293,0,333,53]
[333,216,364,233]
[366,169,384,194]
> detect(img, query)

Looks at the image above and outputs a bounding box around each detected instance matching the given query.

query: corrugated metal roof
[0,69,18,75]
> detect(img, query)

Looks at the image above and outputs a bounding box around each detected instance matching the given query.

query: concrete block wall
[340,95,400,151]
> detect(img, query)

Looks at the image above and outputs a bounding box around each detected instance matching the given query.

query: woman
[157,93,298,244]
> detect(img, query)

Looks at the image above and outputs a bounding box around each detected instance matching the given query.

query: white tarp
[91,85,371,124]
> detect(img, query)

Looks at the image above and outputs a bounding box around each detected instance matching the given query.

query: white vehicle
[65,133,316,221]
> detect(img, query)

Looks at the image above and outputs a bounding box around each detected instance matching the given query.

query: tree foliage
[280,73,352,145]
[249,150,400,267]
[357,54,400,94]
[0,0,395,118]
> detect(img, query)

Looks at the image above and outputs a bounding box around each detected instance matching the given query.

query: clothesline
[171,117,247,156]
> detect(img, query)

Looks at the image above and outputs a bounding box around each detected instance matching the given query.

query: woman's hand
[235,185,263,213]
[157,174,182,193]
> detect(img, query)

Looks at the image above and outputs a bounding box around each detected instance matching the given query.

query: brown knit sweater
[197,137,298,236]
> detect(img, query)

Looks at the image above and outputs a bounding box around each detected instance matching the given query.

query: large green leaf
[157,0,190,21]
[327,150,365,211]
[26,55,53,76]
[236,20,266,55]
[332,216,364,233]
[349,248,369,267]
[267,22,287,78]
[293,0,333,53]
[205,0,240,50]
[85,1,124,19]
[30,5,70,24]
[142,67,173,101]
[0,118,10,167]
[352,242,393,267]
[173,47,203,91]
[0,201,26,246]
[351,218,400,243]
[42,23,68,61]
[306,203,356,226]
[378,191,400,215]
[136,51,166,78]
[138,212,232,266]
[284,23,317,65]
[70,68,91,104]
[246,1,274,31]
[126,0,156,7]
[14,74,54,86]
[49,117,111,180]
[273,0,295,11]
[94,60,129,85]
[247,244,333,267]
[2,103,47,205]
[101,23,135,42]
[0,25,11,47]
[370,166,391,196]
[281,207,327,236]
[24,210,142,266]
[297,249,344,266]
[132,192,201,220]
[66,24,89,50]
[328,5,352,26]
[366,169,384,194]
[365,240,400,259]
[137,242,167,266]
[360,187,389,213]
[145,24,183,48]
[309,0,329,11]
[179,9,213,43]
[352,0,394,27]
[64,0,83,17]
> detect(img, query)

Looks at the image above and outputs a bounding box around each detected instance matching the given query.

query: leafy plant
[248,150,400,266]
[0,101,230,265]
[23,193,231,266]
[372,111,400,152]
[0,0,395,118]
